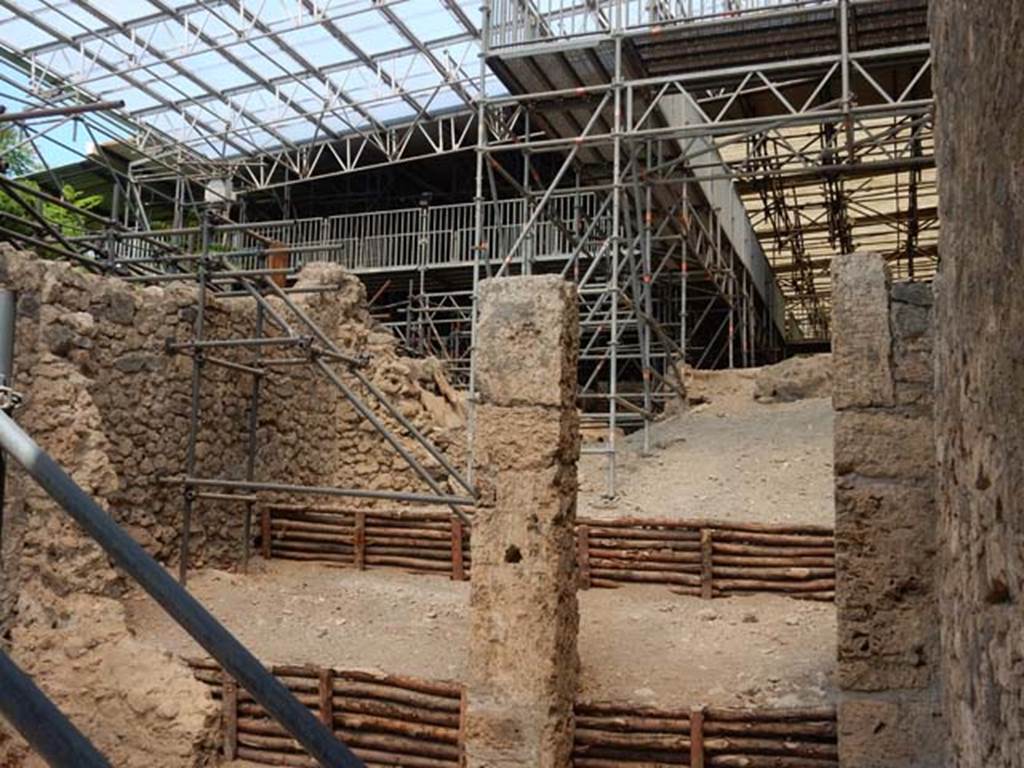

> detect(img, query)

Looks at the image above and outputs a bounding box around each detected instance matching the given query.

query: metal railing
[487,0,837,49]
[111,194,611,275]
[0,409,363,767]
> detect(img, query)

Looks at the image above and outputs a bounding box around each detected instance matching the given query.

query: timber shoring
[260,505,834,601]
[189,659,838,767]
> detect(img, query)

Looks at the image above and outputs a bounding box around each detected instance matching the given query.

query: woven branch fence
[260,505,834,601]
[189,658,463,767]
[189,659,838,767]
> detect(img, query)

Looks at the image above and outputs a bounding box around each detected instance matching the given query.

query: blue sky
[0,0,487,168]
[0,65,101,170]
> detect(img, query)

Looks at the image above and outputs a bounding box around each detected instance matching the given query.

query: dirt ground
[129,363,838,712]
[578,368,835,526]
[128,561,835,709]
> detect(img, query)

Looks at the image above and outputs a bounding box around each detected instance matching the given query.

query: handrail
[487,0,837,49]
[0,649,111,767]
[0,410,363,768]
[109,192,609,275]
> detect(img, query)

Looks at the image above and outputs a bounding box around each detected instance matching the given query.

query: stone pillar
[932,4,1024,765]
[831,253,946,767]
[465,275,580,768]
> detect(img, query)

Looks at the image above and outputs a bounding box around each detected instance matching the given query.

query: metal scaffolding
[0,172,478,582]
[0,0,937,499]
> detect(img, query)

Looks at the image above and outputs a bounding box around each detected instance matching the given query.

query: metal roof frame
[0,0,487,177]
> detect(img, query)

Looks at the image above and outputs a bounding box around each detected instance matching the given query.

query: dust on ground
[128,560,835,709]
[129,359,837,712]
[579,367,834,526]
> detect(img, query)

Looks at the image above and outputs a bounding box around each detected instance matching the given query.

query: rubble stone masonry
[0,246,464,765]
[932,2,1024,766]
[831,253,947,767]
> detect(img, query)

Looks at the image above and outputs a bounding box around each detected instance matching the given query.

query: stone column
[464,275,580,768]
[831,253,946,767]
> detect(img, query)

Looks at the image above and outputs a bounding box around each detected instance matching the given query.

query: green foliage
[41,183,103,237]
[0,127,104,241]
[0,129,104,256]
[0,126,37,177]
[0,180,103,239]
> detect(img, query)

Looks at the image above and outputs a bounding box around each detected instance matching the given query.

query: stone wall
[0,299,221,766]
[465,276,580,768]
[0,247,464,619]
[0,246,465,765]
[932,3,1024,766]
[831,253,946,766]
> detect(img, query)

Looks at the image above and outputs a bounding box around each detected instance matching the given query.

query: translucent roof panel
[0,0,488,159]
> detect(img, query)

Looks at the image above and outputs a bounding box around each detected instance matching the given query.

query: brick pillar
[831,253,947,766]
[465,275,580,768]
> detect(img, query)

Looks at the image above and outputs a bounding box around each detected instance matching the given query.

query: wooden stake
[458,687,467,768]
[690,705,705,768]
[577,525,592,589]
[222,673,238,760]
[700,528,714,599]
[318,667,335,730]
[451,518,465,581]
[260,508,271,560]
[354,511,366,570]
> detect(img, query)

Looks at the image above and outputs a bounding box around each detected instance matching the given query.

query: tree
[41,183,103,237]
[0,126,37,177]
[0,130,101,239]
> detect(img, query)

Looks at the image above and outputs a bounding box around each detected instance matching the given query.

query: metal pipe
[168,337,311,352]
[179,216,209,586]
[0,100,125,124]
[258,278,368,365]
[197,492,259,503]
[256,278,470,496]
[119,264,285,282]
[243,304,264,571]
[235,278,297,336]
[348,366,475,496]
[0,649,111,767]
[607,33,623,499]
[0,177,97,268]
[0,412,363,767]
[0,289,14,567]
[839,0,854,159]
[0,290,15,390]
[0,222,95,267]
[312,360,473,525]
[214,286,339,298]
[171,476,475,506]
[0,176,114,227]
[174,352,265,377]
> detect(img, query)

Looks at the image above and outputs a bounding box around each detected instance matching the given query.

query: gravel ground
[129,365,837,712]
[128,561,835,708]
[579,371,834,526]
